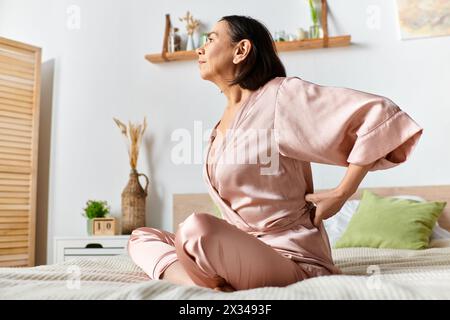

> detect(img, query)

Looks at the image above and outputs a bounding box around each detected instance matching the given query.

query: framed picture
[396,0,450,40]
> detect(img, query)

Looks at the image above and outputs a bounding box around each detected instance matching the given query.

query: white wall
[1,0,449,264]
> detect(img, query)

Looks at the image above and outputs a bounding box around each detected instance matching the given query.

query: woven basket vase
[121,168,149,234]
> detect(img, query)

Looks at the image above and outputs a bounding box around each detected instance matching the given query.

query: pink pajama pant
[127,212,308,291]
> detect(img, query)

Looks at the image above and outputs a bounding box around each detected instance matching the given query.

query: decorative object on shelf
[146,0,341,63]
[275,31,299,42]
[186,33,195,51]
[113,117,149,235]
[179,11,200,50]
[82,200,111,236]
[395,0,450,40]
[309,25,322,39]
[274,30,287,42]
[199,32,208,47]
[297,27,308,40]
[308,0,322,39]
[287,33,297,41]
[168,27,181,52]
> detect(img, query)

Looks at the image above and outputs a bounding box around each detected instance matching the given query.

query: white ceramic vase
[186,33,195,51]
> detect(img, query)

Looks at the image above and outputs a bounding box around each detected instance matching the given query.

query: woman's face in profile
[196,20,236,82]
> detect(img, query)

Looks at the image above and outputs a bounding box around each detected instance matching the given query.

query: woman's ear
[232,39,252,64]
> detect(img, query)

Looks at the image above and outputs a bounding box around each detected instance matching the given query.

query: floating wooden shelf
[146,0,351,64]
[145,35,351,63]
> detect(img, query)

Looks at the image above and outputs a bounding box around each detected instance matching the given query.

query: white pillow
[323,195,450,247]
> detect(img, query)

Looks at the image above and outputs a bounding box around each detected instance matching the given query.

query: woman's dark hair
[219,15,286,90]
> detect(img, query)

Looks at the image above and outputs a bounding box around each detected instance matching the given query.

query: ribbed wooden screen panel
[0,37,41,267]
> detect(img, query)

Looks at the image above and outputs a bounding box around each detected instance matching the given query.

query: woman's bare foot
[213,283,236,292]
[162,261,235,292]
[161,261,196,286]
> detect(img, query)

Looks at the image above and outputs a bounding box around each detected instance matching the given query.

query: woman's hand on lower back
[305,188,349,228]
[305,162,373,228]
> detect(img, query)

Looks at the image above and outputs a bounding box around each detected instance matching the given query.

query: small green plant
[308,0,320,38]
[309,0,319,26]
[82,200,110,219]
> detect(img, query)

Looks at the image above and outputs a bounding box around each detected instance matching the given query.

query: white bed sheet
[1,239,450,299]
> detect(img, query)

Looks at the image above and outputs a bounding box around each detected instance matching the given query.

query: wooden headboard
[173,185,450,232]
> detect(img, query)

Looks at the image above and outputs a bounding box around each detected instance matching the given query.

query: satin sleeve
[274,77,423,171]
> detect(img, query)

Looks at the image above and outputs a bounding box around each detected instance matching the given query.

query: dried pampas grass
[113,117,147,170]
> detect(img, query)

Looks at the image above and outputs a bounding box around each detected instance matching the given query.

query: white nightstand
[53,235,131,264]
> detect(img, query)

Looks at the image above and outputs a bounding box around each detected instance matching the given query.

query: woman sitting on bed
[128,15,423,292]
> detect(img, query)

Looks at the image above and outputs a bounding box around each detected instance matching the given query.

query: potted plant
[82,200,111,236]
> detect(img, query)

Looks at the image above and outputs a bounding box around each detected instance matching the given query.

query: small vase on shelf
[186,33,195,51]
[309,24,322,39]
[297,28,307,40]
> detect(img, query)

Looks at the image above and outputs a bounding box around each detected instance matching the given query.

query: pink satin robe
[204,76,423,276]
[127,76,423,289]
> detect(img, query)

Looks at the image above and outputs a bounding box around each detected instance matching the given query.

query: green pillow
[211,200,222,218]
[334,190,446,250]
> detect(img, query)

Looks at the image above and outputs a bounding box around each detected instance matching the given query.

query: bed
[1,185,450,300]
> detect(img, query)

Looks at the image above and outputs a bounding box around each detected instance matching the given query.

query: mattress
[1,239,450,299]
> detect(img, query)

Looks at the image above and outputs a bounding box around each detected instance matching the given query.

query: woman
[128,15,423,292]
